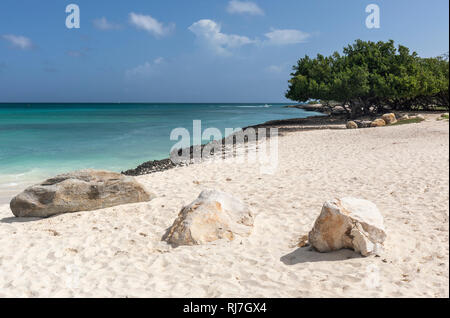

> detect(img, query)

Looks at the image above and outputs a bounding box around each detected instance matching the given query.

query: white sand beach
[0,114,448,298]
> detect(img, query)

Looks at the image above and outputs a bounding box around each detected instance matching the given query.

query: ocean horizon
[0,102,319,202]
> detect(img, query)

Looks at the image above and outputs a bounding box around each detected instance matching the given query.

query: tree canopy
[286,40,449,118]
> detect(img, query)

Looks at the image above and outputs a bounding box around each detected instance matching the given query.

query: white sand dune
[0,115,448,298]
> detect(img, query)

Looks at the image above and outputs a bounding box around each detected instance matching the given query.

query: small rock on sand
[371,118,387,127]
[346,121,358,129]
[382,113,398,125]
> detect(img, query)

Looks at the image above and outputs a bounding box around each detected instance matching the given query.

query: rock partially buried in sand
[416,114,425,120]
[382,113,397,125]
[370,118,386,127]
[308,198,386,256]
[10,169,155,218]
[346,121,358,129]
[163,189,254,247]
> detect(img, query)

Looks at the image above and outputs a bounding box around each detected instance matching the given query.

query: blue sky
[0,0,448,103]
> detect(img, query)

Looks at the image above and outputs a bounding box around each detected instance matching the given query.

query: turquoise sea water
[0,103,318,199]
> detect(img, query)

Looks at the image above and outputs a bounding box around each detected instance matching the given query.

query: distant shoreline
[0,102,293,105]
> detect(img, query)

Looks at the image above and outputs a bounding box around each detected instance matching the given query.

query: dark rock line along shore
[122,102,432,176]
[122,106,336,176]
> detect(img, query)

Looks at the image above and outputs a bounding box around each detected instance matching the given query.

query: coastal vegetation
[437,113,449,121]
[391,117,425,126]
[286,40,449,118]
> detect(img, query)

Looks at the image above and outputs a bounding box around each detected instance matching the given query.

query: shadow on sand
[281,247,362,265]
[0,216,43,224]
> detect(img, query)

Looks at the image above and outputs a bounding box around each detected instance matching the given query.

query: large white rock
[163,190,254,247]
[308,198,386,256]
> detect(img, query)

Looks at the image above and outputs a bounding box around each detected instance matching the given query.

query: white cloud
[129,13,174,37]
[188,19,311,55]
[265,62,292,75]
[153,57,165,65]
[1,34,33,49]
[266,65,284,73]
[125,57,165,78]
[264,29,310,45]
[227,1,264,16]
[93,17,121,30]
[188,19,255,56]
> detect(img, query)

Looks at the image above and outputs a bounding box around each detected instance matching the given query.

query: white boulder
[308,198,386,256]
[163,190,254,247]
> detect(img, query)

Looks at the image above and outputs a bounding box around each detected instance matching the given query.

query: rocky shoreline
[122,108,442,176]
[122,110,340,176]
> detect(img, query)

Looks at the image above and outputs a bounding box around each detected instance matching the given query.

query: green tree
[286,40,449,118]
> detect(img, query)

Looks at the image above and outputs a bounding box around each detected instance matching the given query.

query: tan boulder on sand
[163,189,254,247]
[371,118,386,127]
[10,169,154,218]
[308,197,387,256]
[346,121,358,129]
[382,113,397,124]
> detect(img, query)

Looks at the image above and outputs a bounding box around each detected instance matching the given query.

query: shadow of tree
[281,247,362,265]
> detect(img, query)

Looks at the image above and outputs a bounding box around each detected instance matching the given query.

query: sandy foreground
[0,115,448,298]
